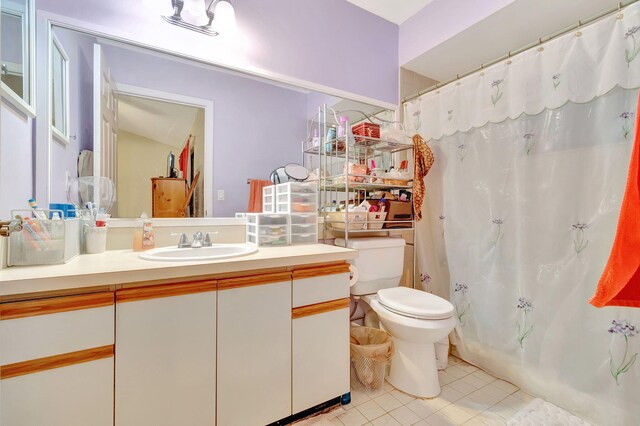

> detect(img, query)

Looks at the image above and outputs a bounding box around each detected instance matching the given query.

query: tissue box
[352,122,380,144]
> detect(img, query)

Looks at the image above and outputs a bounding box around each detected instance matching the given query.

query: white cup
[84,224,108,254]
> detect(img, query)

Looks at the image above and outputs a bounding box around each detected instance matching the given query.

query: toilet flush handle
[349,265,359,287]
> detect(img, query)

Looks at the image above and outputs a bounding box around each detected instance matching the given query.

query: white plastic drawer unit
[291,213,318,225]
[290,233,318,245]
[276,182,318,195]
[246,213,290,246]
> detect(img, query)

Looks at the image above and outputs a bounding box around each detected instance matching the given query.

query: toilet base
[387,337,441,398]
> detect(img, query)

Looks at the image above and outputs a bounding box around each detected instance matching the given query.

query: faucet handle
[191,231,204,248]
[171,233,190,248]
[203,231,218,247]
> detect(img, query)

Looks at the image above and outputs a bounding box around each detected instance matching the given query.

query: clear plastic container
[276,182,317,195]
[290,233,317,245]
[8,211,80,266]
[262,186,275,213]
[291,223,317,234]
[278,203,317,214]
[290,213,318,225]
[246,213,290,246]
[247,233,289,246]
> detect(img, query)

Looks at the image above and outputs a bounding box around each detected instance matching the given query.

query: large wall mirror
[1,0,34,115]
[37,23,393,219]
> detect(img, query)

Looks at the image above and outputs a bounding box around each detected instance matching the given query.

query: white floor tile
[448,379,477,396]
[456,362,479,374]
[423,411,458,426]
[478,383,511,401]
[444,365,469,379]
[485,399,517,420]
[462,418,487,426]
[383,381,395,392]
[405,398,437,419]
[440,404,475,424]
[491,380,518,395]
[388,389,415,405]
[357,400,387,422]
[474,411,506,426]
[452,396,489,416]
[373,392,403,412]
[424,395,451,411]
[388,405,421,426]
[440,385,465,403]
[466,389,503,407]
[339,408,370,426]
[461,374,489,389]
[369,414,402,426]
[499,394,527,412]
[469,370,496,385]
[351,390,373,406]
[438,370,457,385]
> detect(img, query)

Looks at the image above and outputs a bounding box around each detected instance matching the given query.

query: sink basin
[139,244,258,262]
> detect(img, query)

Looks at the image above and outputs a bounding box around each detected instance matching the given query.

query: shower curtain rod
[403,0,640,103]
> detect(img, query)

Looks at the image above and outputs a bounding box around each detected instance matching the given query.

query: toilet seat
[377,287,454,320]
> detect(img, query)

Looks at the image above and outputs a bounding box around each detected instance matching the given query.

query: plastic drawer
[259,225,288,236]
[277,203,317,214]
[291,233,318,245]
[276,182,317,195]
[291,224,317,234]
[290,213,318,225]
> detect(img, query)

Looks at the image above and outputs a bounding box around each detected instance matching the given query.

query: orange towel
[590,96,640,308]
[247,179,272,213]
[413,134,435,221]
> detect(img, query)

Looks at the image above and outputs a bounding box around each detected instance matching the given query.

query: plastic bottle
[132,213,147,251]
[337,116,348,138]
[142,219,155,250]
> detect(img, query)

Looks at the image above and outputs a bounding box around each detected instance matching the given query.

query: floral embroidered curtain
[405,4,640,425]
[405,3,640,141]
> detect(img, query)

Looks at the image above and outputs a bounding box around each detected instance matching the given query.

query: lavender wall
[399,0,514,65]
[100,44,308,217]
[35,0,399,105]
[48,29,95,204]
[0,102,33,218]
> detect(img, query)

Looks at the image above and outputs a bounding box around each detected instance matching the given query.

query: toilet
[336,237,456,398]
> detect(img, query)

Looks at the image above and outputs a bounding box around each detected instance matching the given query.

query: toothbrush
[28,198,48,220]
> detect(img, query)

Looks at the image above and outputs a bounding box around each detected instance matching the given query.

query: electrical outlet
[217,189,225,201]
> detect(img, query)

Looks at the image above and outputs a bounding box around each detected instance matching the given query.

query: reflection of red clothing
[590,96,640,308]
[179,136,190,174]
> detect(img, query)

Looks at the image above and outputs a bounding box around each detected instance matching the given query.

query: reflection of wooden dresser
[151,178,187,217]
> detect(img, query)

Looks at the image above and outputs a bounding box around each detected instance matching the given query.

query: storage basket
[8,210,80,266]
[325,211,367,230]
[366,212,387,230]
[352,122,380,144]
[350,326,394,395]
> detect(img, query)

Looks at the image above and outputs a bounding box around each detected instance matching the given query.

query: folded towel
[413,134,435,221]
[247,179,272,213]
[590,96,640,308]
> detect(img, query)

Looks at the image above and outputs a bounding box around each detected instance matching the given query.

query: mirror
[1,0,33,112]
[36,25,392,219]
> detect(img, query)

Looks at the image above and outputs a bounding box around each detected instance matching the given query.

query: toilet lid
[377,287,454,320]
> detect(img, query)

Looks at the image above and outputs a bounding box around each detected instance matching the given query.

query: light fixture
[161,0,236,37]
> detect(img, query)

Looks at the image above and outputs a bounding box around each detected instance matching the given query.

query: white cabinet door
[217,272,292,425]
[0,293,115,426]
[1,358,115,426]
[115,282,216,426]
[292,302,350,414]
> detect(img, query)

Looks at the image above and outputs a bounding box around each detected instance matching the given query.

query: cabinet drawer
[0,293,114,365]
[293,271,350,308]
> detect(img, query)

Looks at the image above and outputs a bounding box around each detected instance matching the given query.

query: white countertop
[0,244,356,297]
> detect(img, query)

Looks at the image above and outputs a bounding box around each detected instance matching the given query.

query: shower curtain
[405,5,640,425]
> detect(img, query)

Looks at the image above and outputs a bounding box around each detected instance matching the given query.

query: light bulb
[214,0,236,35]
[182,0,209,26]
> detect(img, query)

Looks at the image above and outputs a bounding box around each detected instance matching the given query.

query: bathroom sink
[139,244,258,262]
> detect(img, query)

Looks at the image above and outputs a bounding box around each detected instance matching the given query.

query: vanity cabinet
[115,280,217,426]
[0,293,115,426]
[217,271,292,425]
[291,264,351,414]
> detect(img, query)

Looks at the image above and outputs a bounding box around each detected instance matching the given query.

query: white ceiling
[118,95,201,148]
[403,0,618,82]
[345,0,434,24]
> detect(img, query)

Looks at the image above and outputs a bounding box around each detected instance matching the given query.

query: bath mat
[507,398,591,425]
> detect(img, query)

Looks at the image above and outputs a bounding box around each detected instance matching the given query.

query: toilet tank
[335,237,406,296]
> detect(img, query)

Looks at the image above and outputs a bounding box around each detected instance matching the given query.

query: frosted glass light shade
[214,0,236,35]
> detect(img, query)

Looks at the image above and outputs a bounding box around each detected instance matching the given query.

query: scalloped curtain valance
[404,2,640,140]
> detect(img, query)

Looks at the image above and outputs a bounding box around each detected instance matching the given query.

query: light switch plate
[217,189,225,201]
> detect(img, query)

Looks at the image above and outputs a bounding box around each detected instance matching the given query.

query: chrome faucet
[175,231,217,248]
[191,231,204,248]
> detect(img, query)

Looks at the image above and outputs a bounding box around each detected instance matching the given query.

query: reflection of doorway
[115,92,206,218]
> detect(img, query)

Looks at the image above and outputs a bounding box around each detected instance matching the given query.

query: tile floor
[299,356,535,426]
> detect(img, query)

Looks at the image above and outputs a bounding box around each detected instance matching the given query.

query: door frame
[115,83,214,217]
